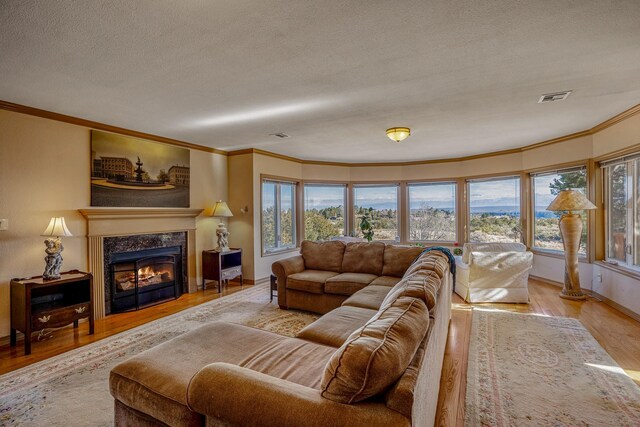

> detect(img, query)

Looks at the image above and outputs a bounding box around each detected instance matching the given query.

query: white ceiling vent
[538,91,572,103]
[270,133,290,138]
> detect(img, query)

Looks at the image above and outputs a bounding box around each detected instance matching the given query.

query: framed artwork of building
[90,130,190,207]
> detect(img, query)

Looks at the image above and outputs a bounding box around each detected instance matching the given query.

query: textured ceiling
[1,1,640,162]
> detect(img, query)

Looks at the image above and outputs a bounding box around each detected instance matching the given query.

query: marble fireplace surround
[79,208,203,319]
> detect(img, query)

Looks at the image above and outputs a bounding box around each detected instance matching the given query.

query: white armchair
[455,243,533,303]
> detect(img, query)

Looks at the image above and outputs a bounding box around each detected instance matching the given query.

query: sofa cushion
[403,252,449,280]
[321,296,430,404]
[382,245,423,278]
[341,242,385,275]
[296,305,376,347]
[324,272,377,296]
[381,270,441,310]
[342,285,392,310]
[370,275,402,287]
[301,240,346,272]
[287,270,339,294]
[239,336,336,389]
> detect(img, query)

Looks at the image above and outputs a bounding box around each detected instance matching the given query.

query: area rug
[0,283,318,426]
[465,308,640,427]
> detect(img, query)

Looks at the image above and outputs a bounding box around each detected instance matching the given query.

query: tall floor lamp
[546,190,596,300]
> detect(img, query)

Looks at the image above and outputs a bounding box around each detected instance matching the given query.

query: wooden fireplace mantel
[78,207,204,319]
[79,208,204,236]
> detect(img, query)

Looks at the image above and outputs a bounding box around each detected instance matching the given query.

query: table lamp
[42,217,73,280]
[211,201,233,252]
[546,190,596,300]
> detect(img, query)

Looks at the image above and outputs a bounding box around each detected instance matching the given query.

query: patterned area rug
[465,308,640,427]
[0,283,318,426]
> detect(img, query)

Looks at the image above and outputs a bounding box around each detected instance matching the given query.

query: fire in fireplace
[110,246,183,313]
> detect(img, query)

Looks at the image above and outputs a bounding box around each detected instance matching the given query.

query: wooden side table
[10,270,94,355]
[202,249,243,292]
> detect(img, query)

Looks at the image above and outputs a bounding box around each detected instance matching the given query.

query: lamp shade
[42,217,73,237]
[211,200,234,218]
[546,190,596,212]
[386,127,411,143]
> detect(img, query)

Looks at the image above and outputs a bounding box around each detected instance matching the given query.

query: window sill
[594,260,640,281]
[261,247,299,258]
[531,248,588,261]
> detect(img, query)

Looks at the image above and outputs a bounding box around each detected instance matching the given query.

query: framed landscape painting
[90,130,190,207]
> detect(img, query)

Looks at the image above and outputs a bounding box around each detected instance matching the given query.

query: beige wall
[0,110,227,338]
[227,154,255,279]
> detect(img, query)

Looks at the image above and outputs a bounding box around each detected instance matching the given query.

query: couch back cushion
[341,242,385,275]
[381,245,424,278]
[403,251,449,280]
[301,240,345,272]
[462,242,525,264]
[381,270,441,310]
[320,296,429,404]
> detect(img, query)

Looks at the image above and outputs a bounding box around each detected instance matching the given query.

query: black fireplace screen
[110,246,182,313]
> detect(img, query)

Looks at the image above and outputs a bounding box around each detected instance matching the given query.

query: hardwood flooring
[434,277,640,427]
[1,278,639,427]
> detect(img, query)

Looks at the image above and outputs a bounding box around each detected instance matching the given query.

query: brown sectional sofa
[109,243,452,427]
[272,240,424,314]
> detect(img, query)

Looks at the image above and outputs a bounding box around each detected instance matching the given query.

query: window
[261,179,297,253]
[602,157,638,267]
[468,176,521,243]
[304,184,346,241]
[532,167,587,254]
[408,182,456,242]
[353,184,399,241]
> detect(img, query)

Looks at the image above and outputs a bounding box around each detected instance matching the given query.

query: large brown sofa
[272,240,425,314]
[109,244,452,427]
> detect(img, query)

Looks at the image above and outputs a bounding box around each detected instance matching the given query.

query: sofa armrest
[187,363,410,427]
[271,255,305,308]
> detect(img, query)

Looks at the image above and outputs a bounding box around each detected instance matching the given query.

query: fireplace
[110,246,183,313]
[79,207,203,319]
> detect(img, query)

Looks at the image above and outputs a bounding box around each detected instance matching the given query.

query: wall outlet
[0,218,7,231]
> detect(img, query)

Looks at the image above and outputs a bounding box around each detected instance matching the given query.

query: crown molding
[589,103,640,133]
[0,100,227,155]
[2,98,639,167]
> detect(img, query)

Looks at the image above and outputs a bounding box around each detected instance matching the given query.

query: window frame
[352,182,401,243]
[260,176,300,256]
[530,165,589,258]
[302,182,348,241]
[602,156,639,270]
[406,180,458,244]
[466,174,523,244]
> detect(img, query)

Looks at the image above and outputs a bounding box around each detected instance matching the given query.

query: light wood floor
[1,278,639,427]
[434,277,640,427]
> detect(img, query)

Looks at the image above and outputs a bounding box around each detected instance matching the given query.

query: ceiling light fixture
[386,127,411,143]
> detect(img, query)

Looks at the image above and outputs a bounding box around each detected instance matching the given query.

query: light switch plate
[0,218,8,231]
